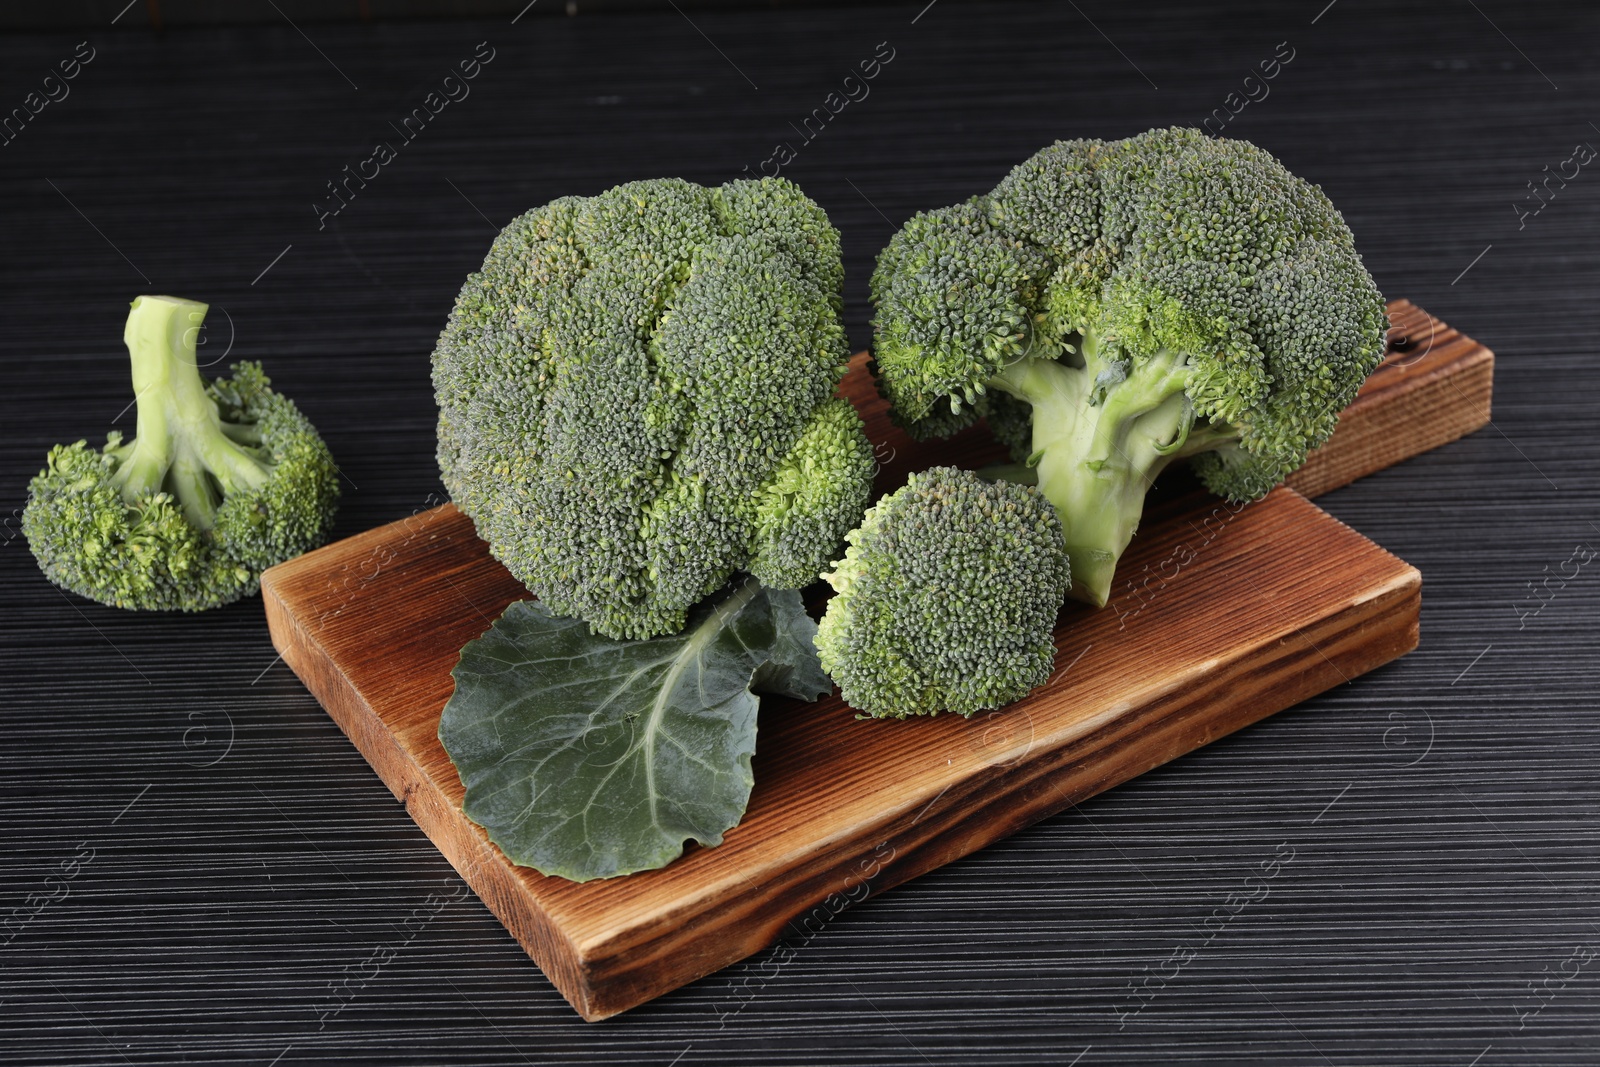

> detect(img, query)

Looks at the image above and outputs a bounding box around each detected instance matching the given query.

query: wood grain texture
[264,492,1418,1020]
[257,292,1479,1017]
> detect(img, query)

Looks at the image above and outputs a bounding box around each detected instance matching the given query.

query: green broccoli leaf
[439,579,829,882]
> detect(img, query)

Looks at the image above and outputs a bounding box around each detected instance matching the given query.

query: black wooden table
[3,1,1597,1063]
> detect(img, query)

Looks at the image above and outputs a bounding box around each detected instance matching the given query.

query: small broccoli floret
[23,295,339,611]
[815,466,1071,719]
[870,128,1389,606]
[433,177,875,640]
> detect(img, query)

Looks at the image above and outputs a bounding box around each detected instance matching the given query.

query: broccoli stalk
[988,335,1227,604]
[111,296,272,531]
[23,295,339,611]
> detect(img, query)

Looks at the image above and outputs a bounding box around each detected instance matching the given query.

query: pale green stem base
[109,295,270,532]
[990,332,1199,607]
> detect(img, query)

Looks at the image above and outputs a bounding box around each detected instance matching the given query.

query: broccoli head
[433,176,876,640]
[870,128,1388,605]
[24,295,339,611]
[815,466,1071,718]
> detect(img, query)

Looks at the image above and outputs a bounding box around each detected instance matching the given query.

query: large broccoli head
[815,466,1071,719]
[433,177,876,640]
[870,128,1388,604]
[24,295,340,611]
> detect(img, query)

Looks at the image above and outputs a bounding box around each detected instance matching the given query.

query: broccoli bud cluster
[816,467,1071,718]
[433,177,876,640]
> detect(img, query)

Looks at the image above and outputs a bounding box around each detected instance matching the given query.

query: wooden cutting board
[261,300,1490,1021]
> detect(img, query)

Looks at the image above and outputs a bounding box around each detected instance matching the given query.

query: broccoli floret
[23,295,339,611]
[433,177,876,640]
[815,466,1071,718]
[870,128,1389,605]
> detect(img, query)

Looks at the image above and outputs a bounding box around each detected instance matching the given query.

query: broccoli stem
[111,295,271,532]
[991,330,1196,607]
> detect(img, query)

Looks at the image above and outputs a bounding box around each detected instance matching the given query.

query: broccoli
[869,128,1389,605]
[433,176,876,640]
[815,466,1071,718]
[24,295,339,611]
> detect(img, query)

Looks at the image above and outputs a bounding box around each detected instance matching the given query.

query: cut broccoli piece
[815,466,1071,719]
[433,176,876,640]
[23,295,339,611]
[870,128,1388,605]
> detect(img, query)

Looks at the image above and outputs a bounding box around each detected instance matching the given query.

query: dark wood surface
[3,1,1598,1063]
